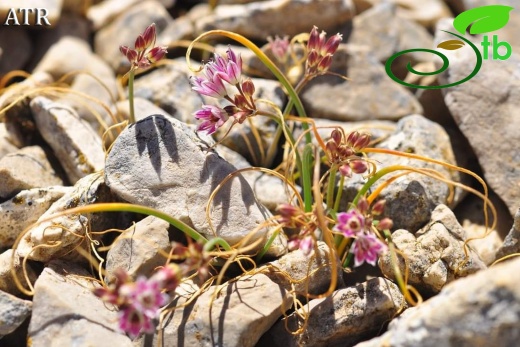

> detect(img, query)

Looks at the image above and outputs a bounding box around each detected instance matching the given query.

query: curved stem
[128,69,136,124]
[326,166,337,211]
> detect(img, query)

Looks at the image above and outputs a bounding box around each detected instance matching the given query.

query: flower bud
[350,159,368,174]
[347,131,360,147]
[307,26,319,51]
[331,129,342,145]
[241,78,255,97]
[353,133,371,151]
[377,217,393,231]
[142,23,156,48]
[317,54,333,72]
[357,197,369,215]
[234,94,249,109]
[146,46,167,63]
[322,33,343,56]
[371,199,386,215]
[134,34,146,52]
[339,164,352,177]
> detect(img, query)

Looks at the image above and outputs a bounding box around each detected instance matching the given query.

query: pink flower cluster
[119,23,167,70]
[190,47,256,135]
[306,26,343,76]
[94,265,180,339]
[334,200,392,267]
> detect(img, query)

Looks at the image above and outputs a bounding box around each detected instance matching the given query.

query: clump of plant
[8,21,498,342]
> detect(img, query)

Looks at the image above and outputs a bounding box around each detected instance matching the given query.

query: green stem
[333,174,345,213]
[255,227,282,262]
[326,166,337,211]
[302,143,314,212]
[128,69,136,124]
[203,237,232,252]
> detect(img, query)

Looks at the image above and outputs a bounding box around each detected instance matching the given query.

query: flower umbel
[350,232,388,267]
[190,46,257,135]
[119,23,167,70]
[306,26,342,76]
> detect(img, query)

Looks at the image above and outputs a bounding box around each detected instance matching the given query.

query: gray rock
[104,115,286,257]
[0,186,71,248]
[342,115,461,231]
[105,216,171,284]
[0,27,31,75]
[156,14,194,48]
[58,53,119,131]
[195,0,354,41]
[263,241,345,296]
[495,208,520,261]
[30,96,105,183]
[0,123,18,159]
[355,256,520,347]
[16,173,115,262]
[216,145,299,212]
[28,260,133,347]
[261,278,406,347]
[436,20,520,217]
[301,45,423,122]
[115,97,172,123]
[88,0,176,30]
[156,273,292,347]
[0,72,54,148]
[349,3,434,63]
[133,61,205,124]
[0,146,64,199]
[94,1,174,73]
[0,249,37,296]
[0,290,32,337]
[33,36,92,80]
[379,205,486,293]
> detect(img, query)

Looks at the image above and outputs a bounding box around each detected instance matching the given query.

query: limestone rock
[495,208,520,261]
[0,186,71,248]
[104,115,286,256]
[0,146,64,200]
[261,278,406,347]
[28,260,133,347]
[16,173,116,262]
[155,273,292,347]
[301,45,423,122]
[379,205,487,293]
[436,20,520,217]
[0,290,32,337]
[105,216,171,283]
[0,123,18,159]
[195,0,354,40]
[0,249,38,296]
[30,96,105,183]
[355,256,520,347]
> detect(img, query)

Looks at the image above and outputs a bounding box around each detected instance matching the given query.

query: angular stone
[301,45,423,122]
[379,205,486,293]
[496,208,520,261]
[30,96,105,183]
[0,146,64,200]
[342,115,461,231]
[0,186,71,248]
[28,260,133,347]
[349,2,434,63]
[263,241,345,296]
[436,20,520,217]
[33,37,92,80]
[16,173,115,262]
[195,0,354,41]
[105,216,171,283]
[355,256,520,347]
[156,274,292,347]
[94,1,174,73]
[0,123,18,159]
[261,278,406,347]
[87,0,176,30]
[133,61,205,124]
[105,115,285,256]
[0,249,37,296]
[0,290,32,337]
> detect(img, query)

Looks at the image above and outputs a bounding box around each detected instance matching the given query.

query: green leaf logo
[437,39,465,50]
[453,5,514,35]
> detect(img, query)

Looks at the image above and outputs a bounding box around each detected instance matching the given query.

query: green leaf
[437,39,465,50]
[453,5,513,35]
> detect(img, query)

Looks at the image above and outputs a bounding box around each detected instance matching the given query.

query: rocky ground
[1,0,520,346]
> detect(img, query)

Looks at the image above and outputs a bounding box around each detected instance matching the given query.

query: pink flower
[350,233,387,267]
[334,210,365,237]
[129,277,169,318]
[288,235,314,257]
[190,75,228,99]
[268,35,290,62]
[118,306,154,339]
[194,105,229,135]
[306,26,342,75]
